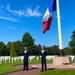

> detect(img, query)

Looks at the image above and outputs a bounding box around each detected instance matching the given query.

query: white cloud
[24,6,42,17]
[6,4,24,16]
[6,4,42,17]
[0,4,42,22]
[0,5,18,22]
[0,16,18,22]
[8,26,16,29]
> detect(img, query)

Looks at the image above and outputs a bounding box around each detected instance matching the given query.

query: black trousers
[23,61,28,70]
[41,61,47,71]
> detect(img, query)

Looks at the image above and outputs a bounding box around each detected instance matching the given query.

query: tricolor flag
[42,0,56,33]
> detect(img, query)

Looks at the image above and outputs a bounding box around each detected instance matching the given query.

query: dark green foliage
[46,47,51,55]
[10,42,17,57]
[22,32,35,55]
[34,44,42,55]
[0,42,7,56]
[1,30,75,56]
[22,32,34,47]
[47,45,60,55]
[15,41,22,56]
[69,30,75,55]
[6,42,12,56]
[63,47,72,55]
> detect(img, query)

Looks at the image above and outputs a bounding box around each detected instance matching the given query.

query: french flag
[42,0,56,33]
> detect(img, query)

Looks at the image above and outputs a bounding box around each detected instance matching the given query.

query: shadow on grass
[48,68,55,70]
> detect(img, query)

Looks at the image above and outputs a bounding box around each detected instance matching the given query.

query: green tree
[10,42,17,57]
[63,47,72,55]
[37,44,41,55]
[0,42,7,56]
[15,41,22,56]
[34,45,38,55]
[50,45,60,55]
[6,42,12,56]
[69,30,75,55]
[22,32,35,55]
[46,47,51,55]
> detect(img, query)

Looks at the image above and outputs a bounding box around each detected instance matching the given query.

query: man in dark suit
[23,47,29,71]
[40,46,47,71]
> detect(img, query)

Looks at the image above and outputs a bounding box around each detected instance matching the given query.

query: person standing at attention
[40,46,47,71]
[23,47,29,71]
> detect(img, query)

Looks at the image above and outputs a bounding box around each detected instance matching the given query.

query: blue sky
[0,0,75,48]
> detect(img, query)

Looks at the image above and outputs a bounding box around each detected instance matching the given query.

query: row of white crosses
[46,55,56,61]
[0,55,75,64]
[29,56,36,62]
[0,56,10,64]
[0,56,37,64]
[10,56,24,63]
[0,56,24,63]
[0,57,2,64]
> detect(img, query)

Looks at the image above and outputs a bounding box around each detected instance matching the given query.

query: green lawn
[0,57,52,75]
[0,60,23,74]
[37,70,75,75]
[36,58,75,75]
[0,57,75,75]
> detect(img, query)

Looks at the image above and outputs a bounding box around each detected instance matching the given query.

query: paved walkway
[5,65,41,75]
[5,64,75,75]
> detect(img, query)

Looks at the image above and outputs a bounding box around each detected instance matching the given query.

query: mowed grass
[37,58,75,75]
[0,60,23,74]
[0,57,52,75]
[0,57,75,75]
[37,70,75,75]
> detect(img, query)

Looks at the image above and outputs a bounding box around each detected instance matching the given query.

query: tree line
[0,30,75,57]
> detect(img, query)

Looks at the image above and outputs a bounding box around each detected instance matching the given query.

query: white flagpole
[56,0,63,50]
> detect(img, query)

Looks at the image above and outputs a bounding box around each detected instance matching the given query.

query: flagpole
[56,0,63,51]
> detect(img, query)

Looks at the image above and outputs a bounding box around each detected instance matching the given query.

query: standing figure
[23,47,29,71]
[40,46,47,71]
